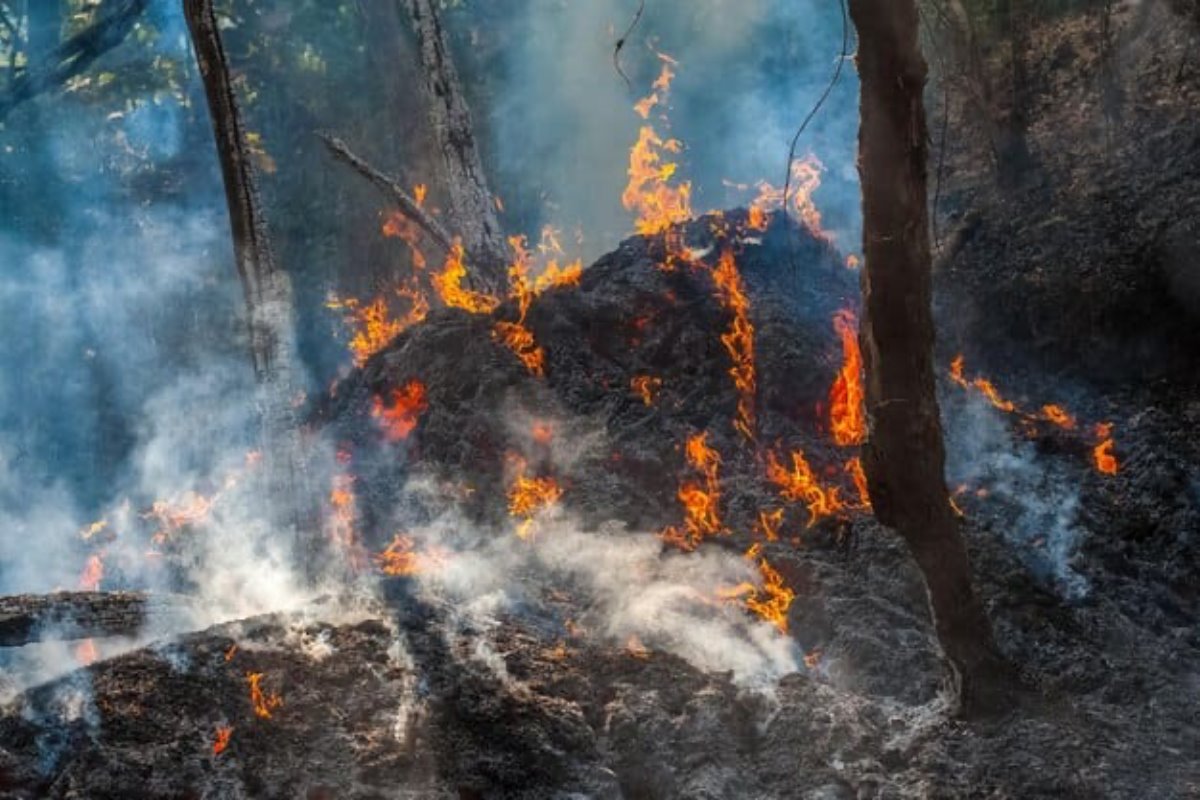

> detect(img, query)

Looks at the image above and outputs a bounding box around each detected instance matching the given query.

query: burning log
[0,591,195,648]
[183,0,318,571]
[403,0,509,289]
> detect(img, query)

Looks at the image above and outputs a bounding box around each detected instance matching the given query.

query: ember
[630,374,663,406]
[212,726,233,756]
[372,379,429,441]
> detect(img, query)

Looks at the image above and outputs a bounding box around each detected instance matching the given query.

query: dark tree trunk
[183,0,317,574]
[849,0,1014,718]
[402,0,507,289]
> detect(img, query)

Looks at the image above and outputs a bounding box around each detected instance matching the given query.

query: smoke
[473,0,860,261]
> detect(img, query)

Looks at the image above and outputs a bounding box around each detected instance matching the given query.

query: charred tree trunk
[849,0,1014,718]
[183,0,317,574]
[402,0,507,289]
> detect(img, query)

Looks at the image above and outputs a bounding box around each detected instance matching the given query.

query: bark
[0,0,149,123]
[402,0,507,289]
[183,0,318,573]
[0,592,194,647]
[849,0,1015,718]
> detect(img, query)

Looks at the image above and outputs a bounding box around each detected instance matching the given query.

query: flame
[712,249,756,439]
[746,156,828,240]
[1093,423,1119,475]
[327,472,366,571]
[1041,404,1076,430]
[661,432,725,551]
[212,726,233,756]
[829,309,866,446]
[623,57,692,238]
[78,553,104,591]
[846,457,871,509]
[74,638,98,666]
[413,183,427,207]
[717,544,795,633]
[630,374,663,406]
[246,672,283,719]
[144,491,216,545]
[755,508,784,542]
[79,519,108,541]
[948,354,1015,413]
[531,420,555,445]
[328,284,428,367]
[374,534,449,577]
[432,239,500,314]
[493,321,546,377]
[765,449,845,526]
[372,380,429,441]
[507,463,564,540]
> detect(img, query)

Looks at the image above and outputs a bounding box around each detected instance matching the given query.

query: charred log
[0,0,149,123]
[183,0,317,572]
[402,0,508,289]
[319,133,454,254]
[849,0,1015,717]
[0,591,194,648]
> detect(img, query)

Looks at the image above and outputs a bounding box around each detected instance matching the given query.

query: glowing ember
[765,449,845,526]
[212,726,233,756]
[661,432,725,551]
[712,249,756,439]
[531,421,555,445]
[78,553,104,591]
[246,672,283,719]
[1093,423,1119,475]
[829,309,866,446]
[508,468,564,540]
[493,321,546,377]
[432,239,500,314]
[372,380,429,441]
[374,534,448,577]
[630,374,663,406]
[1041,404,1076,429]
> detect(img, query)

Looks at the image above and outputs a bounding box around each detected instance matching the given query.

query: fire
[829,309,865,446]
[948,354,1015,413]
[212,726,233,756]
[507,466,564,540]
[746,156,829,240]
[717,544,796,633]
[372,380,429,441]
[661,432,725,551]
[144,490,216,545]
[1093,423,1119,475]
[78,553,104,591]
[630,374,663,406]
[246,672,283,719]
[623,57,692,237]
[1041,404,1076,429]
[712,249,756,439]
[374,534,448,577]
[765,449,845,526]
[755,508,784,542]
[74,639,98,666]
[413,184,427,207]
[327,284,428,367]
[846,457,871,509]
[327,472,366,571]
[493,321,546,377]
[79,519,108,540]
[531,420,555,445]
[432,239,500,314]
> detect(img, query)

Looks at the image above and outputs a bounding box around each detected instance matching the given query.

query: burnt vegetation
[0,0,1198,798]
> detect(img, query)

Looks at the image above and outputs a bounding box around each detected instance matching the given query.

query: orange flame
[508,460,564,540]
[212,726,233,756]
[765,449,845,526]
[493,321,546,377]
[1041,404,1076,430]
[372,380,429,441]
[328,284,428,367]
[531,420,555,445]
[829,309,865,446]
[374,534,449,577]
[246,672,283,719]
[712,249,756,439]
[630,375,663,406]
[755,508,784,542]
[717,544,796,633]
[846,457,871,509]
[327,473,366,571]
[623,58,692,238]
[432,239,500,314]
[78,553,104,591]
[144,491,215,545]
[79,519,108,541]
[746,156,828,240]
[1093,423,1119,475]
[74,638,98,666]
[662,433,725,551]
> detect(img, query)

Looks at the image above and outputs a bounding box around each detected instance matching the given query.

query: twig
[613,0,646,90]
[318,132,454,254]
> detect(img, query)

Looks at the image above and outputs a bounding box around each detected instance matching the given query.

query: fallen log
[0,591,195,648]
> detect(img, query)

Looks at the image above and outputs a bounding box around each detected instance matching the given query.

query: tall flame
[712,249,756,439]
[622,57,693,237]
[372,380,429,441]
[78,553,104,592]
[507,457,564,540]
[662,432,725,551]
[829,309,866,446]
[432,239,500,314]
[246,672,283,719]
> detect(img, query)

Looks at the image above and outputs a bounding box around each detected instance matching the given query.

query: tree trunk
[849,0,1014,718]
[402,0,507,289]
[995,0,1035,186]
[182,0,317,574]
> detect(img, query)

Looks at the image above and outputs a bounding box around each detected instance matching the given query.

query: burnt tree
[403,0,508,289]
[183,0,317,572]
[849,0,1014,717]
